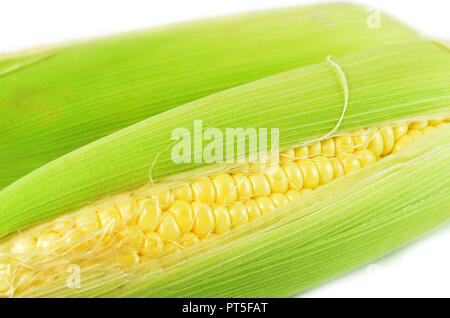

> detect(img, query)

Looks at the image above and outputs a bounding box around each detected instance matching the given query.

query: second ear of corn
[0,117,448,297]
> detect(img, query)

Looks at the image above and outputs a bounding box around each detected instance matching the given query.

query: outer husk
[0,41,449,240]
[0,3,424,189]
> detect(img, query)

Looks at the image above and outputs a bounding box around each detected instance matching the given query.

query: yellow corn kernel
[308,142,322,156]
[254,196,276,214]
[392,134,414,152]
[174,185,193,201]
[137,200,162,232]
[294,146,309,158]
[97,207,121,228]
[266,166,289,193]
[380,127,395,156]
[353,130,368,151]
[409,120,428,130]
[151,190,173,209]
[168,200,194,234]
[212,205,232,235]
[335,136,354,155]
[76,212,99,234]
[367,130,384,157]
[354,150,377,167]
[270,193,289,208]
[120,225,145,249]
[157,213,182,241]
[141,232,164,256]
[281,162,303,190]
[115,249,140,268]
[407,129,423,140]
[321,138,335,156]
[279,148,295,162]
[297,159,320,189]
[180,233,200,248]
[228,204,249,229]
[191,178,215,203]
[285,189,301,201]
[248,174,271,197]
[338,155,361,174]
[192,201,215,237]
[212,173,237,204]
[231,174,253,199]
[393,123,408,140]
[37,232,60,250]
[246,199,262,221]
[330,157,344,178]
[312,156,334,184]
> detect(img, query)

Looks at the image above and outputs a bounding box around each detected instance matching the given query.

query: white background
[1,0,449,297]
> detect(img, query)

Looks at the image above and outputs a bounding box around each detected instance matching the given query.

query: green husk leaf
[0,3,424,188]
[0,41,449,239]
[24,119,450,297]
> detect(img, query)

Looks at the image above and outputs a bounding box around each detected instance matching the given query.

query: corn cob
[0,39,449,297]
[0,3,424,189]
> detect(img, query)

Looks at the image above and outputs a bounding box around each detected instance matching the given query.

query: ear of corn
[18,123,450,297]
[0,3,424,189]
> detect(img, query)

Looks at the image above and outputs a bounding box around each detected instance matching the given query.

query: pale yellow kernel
[76,213,99,233]
[164,242,182,255]
[296,159,319,189]
[266,166,289,193]
[212,205,231,235]
[191,178,215,203]
[168,200,194,234]
[231,174,253,199]
[10,236,35,254]
[330,157,344,178]
[312,156,334,185]
[180,233,200,248]
[151,190,173,208]
[392,134,414,152]
[212,173,237,204]
[300,188,314,196]
[407,129,423,140]
[246,199,262,221]
[174,185,193,201]
[294,146,309,158]
[37,232,60,250]
[115,249,140,268]
[354,150,377,167]
[321,138,335,156]
[335,136,354,155]
[352,130,369,151]
[117,201,135,221]
[254,196,276,214]
[97,207,121,228]
[338,155,361,174]
[421,126,434,134]
[270,193,289,208]
[192,201,215,237]
[248,174,271,197]
[137,200,162,232]
[120,225,145,249]
[52,220,73,232]
[281,162,303,190]
[62,229,84,249]
[228,204,249,229]
[308,142,322,156]
[367,130,384,157]
[285,190,301,201]
[380,127,395,156]
[409,120,428,130]
[279,148,295,163]
[393,124,408,140]
[156,213,182,241]
[141,232,164,256]
[429,120,443,126]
